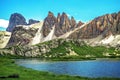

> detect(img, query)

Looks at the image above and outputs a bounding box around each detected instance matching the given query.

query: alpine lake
[15,58,120,78]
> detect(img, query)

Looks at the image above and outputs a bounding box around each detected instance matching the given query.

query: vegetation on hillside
[36,39,120,59]
[0,39,120,60]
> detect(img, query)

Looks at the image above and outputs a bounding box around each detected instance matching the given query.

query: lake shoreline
[1,54,120,61]
[15,57,120,61]
[1,57,120,80]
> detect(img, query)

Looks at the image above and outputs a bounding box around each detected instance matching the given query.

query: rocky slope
[65,11,120,47]
[0,39,119,57]
[6,21,57,47]
[68,11,120,39]
[7,22,43,47]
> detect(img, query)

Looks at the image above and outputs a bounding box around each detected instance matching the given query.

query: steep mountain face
[28,19,40,25]
[70,16,76,29]
[42,11,57,37]
[6,13,40,32]
[68,12,120,39]
[5,12,83,47]
[43,11,83,37]
[57,12,71,33]
[5,11,120,48]
[6,13,27,32]
[77,21,84,28]
[7,22,43,47]
[7,21,56,47]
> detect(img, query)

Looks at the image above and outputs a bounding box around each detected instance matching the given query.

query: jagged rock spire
[42,11,83,37]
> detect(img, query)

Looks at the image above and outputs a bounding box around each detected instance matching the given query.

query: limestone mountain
[28,19,40,25]
[42,11,57,37]
[6,11,84,47]
[6,13,40,32]
[43,11,84,37]
[7,22,43,47]
[6,13,27,32]
[4,11,120,48]
[6,21,56,47]
[0,11,120,58]
[68,11,120,39]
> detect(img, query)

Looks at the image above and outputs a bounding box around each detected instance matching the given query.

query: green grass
[46,41,69,57]
[0,58,120,80]
[42,39,118,59]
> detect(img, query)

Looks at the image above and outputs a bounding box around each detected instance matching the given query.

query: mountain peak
[48,11,54,17]
[62,12,66,15]
[6,13,27,32]
[28,19,40,25]
[61,12,68,18]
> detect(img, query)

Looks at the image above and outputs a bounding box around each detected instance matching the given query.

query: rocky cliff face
[68,12,120,39]
[43,11,83,37]
[5,12,84,47]
[5,11,120,48]
[6,13,40,32]
[7,22,43,47]
[7,21,56,47]
[43,11,57,37]
[6,13,27,32]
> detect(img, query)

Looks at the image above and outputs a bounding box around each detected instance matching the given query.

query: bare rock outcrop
[28,19,40,25]
[6,13,27,32]
[43,11,83,37]
[68,11,120,39]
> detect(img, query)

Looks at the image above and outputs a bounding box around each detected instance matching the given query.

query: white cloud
[0,19,9,28]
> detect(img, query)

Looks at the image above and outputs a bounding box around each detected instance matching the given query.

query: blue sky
[0,0,120,30]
